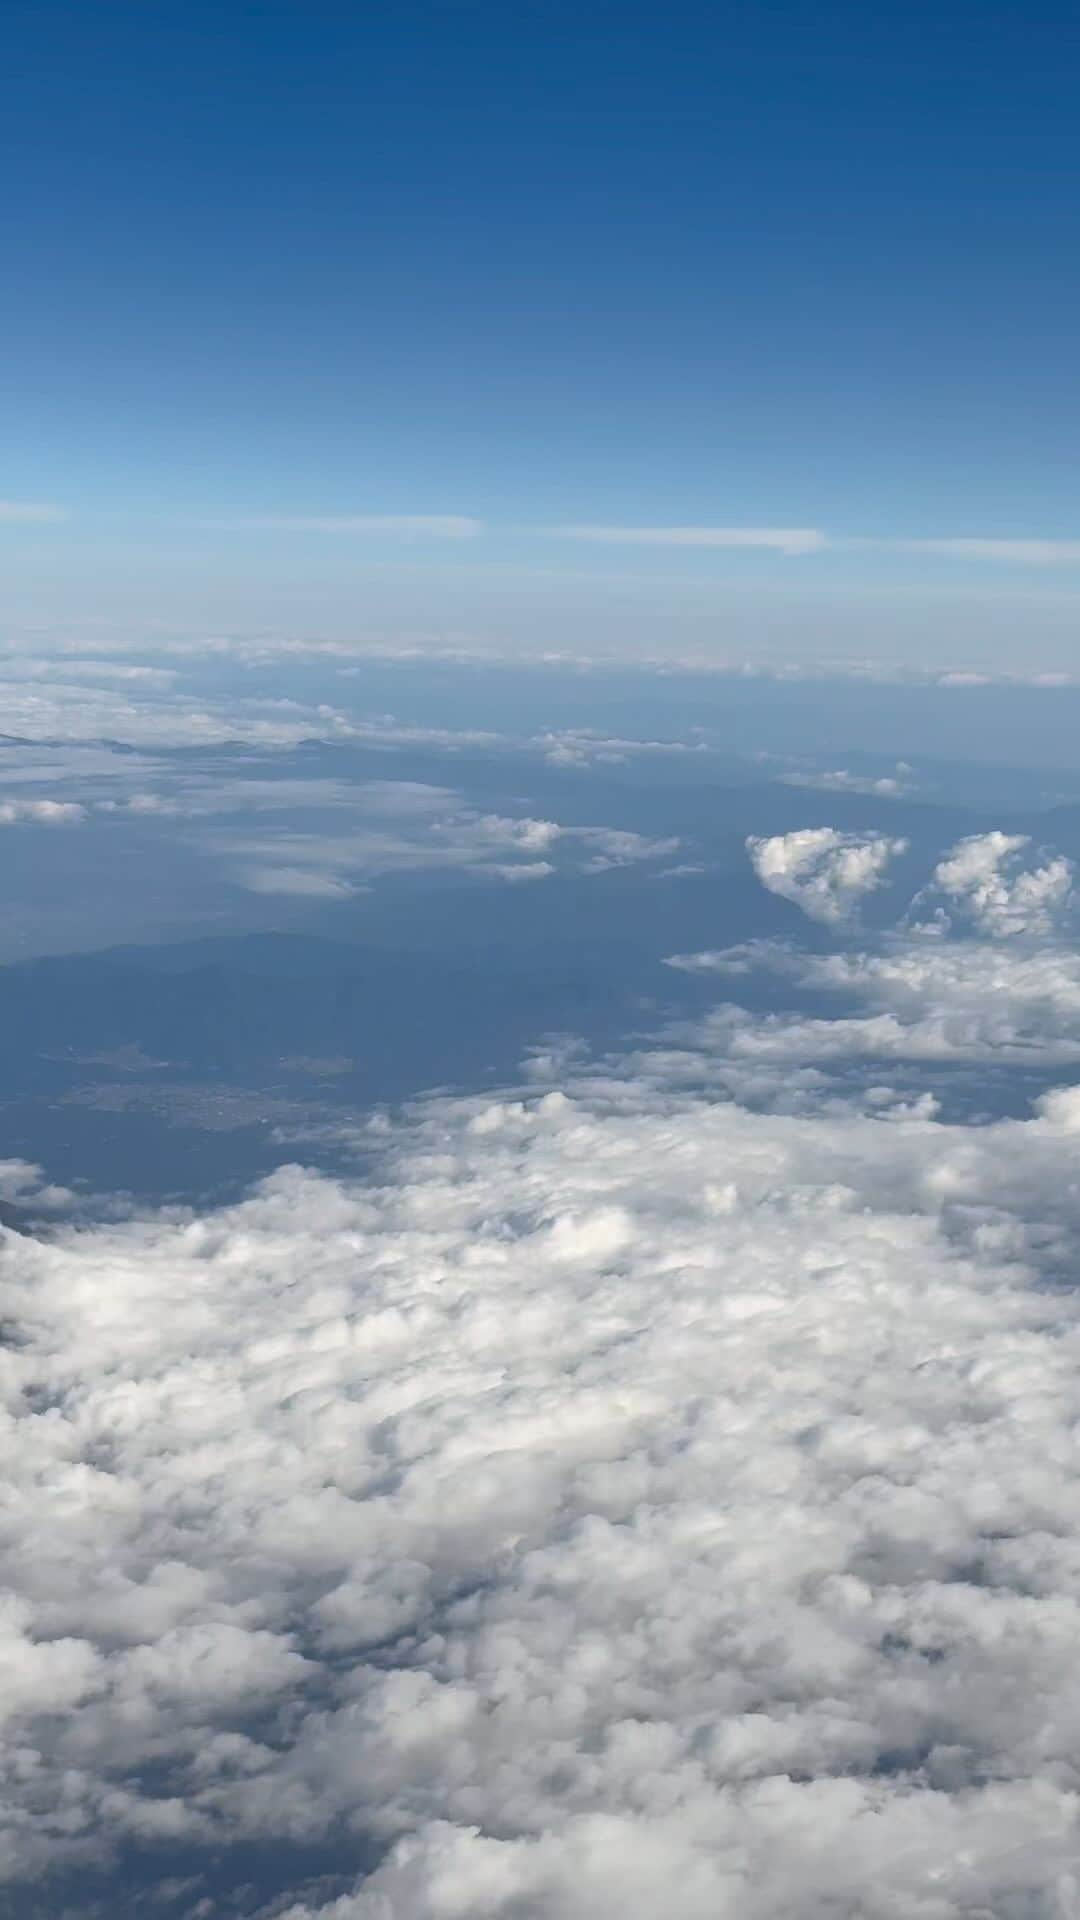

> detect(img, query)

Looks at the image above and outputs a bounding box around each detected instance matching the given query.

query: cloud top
[747,827,907,924]
[6,985,1080,1915]
[927,831,1075,937]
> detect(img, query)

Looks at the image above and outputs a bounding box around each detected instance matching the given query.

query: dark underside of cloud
[6,864,1080,1919]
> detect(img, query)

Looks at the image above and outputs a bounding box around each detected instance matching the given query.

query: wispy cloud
[205,514,484,538]
[549,526,1080,567]
[0,500,66,524]
[550,524,828,554]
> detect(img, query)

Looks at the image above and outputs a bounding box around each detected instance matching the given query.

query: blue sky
[5,0,1080,660]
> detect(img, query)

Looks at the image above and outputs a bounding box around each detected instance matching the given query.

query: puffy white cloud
[747,828,907,925]
[924,832,1075,937]
[6,954,1080,1914]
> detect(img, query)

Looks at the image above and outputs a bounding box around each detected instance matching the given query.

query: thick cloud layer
[5,937,1080,1915]
[746,828,907,924]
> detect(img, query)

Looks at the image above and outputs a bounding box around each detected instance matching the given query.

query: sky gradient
[5,0,1080,662]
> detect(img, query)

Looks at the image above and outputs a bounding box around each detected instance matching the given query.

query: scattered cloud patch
[780,765,913,798]
[223,798,678,898]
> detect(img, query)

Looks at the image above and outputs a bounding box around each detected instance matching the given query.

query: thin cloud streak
[551,526,1080,566]
[28,509,1080,568]
[550,524,829,554]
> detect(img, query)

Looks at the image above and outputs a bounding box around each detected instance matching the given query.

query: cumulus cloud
[747,828,907,925]
[6,974,1080,1915]
[925,832,1075,938]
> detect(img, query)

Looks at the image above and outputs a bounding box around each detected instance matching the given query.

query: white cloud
[0,500,66,524]
[747,828,907,925]
[0,1158,74,1209]
[779,767,912,798]
[0,796,86,825]
[6,962,1080,1913]
[666,938,1080,1070]
[0,676,365,749]
[551,524,828,555]
[477,861,556,883]
[536,729,702,768]
[0,657,177,686]
[925,832,1074,938]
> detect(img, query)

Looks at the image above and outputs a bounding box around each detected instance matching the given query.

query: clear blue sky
[5,0,1080,662]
